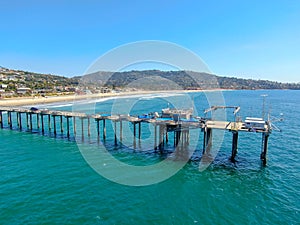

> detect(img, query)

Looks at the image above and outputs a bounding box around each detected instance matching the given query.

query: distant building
[0,84,8,89]
[7,75,17,81]
[55,86,64,92]
[0,75,7,81]
[100,87,111,93]
[36,89,53,93]
[17,87,31,95]
[0,67,8,72]
[84,90,92,95]
[0,89,5,98]
[65,87,76,92]
[0,91,14,97]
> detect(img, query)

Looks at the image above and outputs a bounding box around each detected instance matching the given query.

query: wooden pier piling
[138,122,141,140]
[7,111,9,127]
[60,115,63,133]
[53,116,57,136]
[114,121,117,145]
[175,129,181,148]
[87,117,91,137]
[73,117,76,136]
[18,112,22,130]
[203,128,212,154]
[26,113,29,129]
[96,119,100,140]
[202,128,206,153]
[48,114,51,132]
[16,112,20,128]
[37,114,40,129]
[133,122,137,149]
[181,130,184,149]
[261,133,269,166]
[158,125,165,151]
[103,119,106,140]
[16,112,19,127]
[183,130,187,148]
[8,111,12,129]
[81,118,84,140]
[231,131,239,162]
[41,114,44,134]
[29,113,33,131]
[119,120,123,142]
[206,128,212,147]
[0,111,3,128]
[165,129,168,143]
[154,125,157,150]
[66,116,70,138]
[173,131,176,147]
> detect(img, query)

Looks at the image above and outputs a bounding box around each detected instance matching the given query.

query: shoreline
[0,89,231,107]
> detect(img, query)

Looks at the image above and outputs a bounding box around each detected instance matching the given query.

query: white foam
[37,92,187,109]
[82,93,185,104]
[33,103,74,108]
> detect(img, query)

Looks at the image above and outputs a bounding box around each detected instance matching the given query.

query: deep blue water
[0,90,299,224]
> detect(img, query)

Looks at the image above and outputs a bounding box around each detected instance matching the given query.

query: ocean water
[0,90,299,224]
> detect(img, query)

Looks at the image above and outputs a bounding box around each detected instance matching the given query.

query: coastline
[0,89,229,107]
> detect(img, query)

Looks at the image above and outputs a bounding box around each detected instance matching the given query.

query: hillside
[1,66,300,98]
[0,67,79,97]
[79,70,300,90]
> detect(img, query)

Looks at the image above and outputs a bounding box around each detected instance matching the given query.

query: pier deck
[0,106,272,165]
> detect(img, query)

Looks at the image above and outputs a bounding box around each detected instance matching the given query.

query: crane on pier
[204,106,241,122]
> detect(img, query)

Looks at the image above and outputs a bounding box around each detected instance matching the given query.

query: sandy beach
[0,90,183,107]
[0,89,229,107]
[0,91,151,107]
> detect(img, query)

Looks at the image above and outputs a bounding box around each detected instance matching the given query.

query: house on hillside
[65,87,76,92]
[0,89,11,98]
[0,84,8,89]
[17,87,31,95]
[100,87,112,93]
[7,75,17,81]
[0,75,7,81]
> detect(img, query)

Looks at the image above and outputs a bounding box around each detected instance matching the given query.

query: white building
[0,84,8,89]
[0,75,7,81]
[17,87,31,95]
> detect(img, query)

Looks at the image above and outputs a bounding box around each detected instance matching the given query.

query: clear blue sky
[0,0,299,82]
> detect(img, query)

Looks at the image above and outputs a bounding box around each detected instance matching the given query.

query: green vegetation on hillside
[0,67,79,97]
[1,66,299,97]
[79,70,300,90]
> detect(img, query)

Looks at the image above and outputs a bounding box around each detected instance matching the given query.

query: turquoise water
[0,90,299,224]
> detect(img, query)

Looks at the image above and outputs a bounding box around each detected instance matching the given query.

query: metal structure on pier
[0,105,277,166]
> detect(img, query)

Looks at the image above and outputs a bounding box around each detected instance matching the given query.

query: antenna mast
[261,94,268,120]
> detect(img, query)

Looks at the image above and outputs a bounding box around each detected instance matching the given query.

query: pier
[0,106,272,165]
